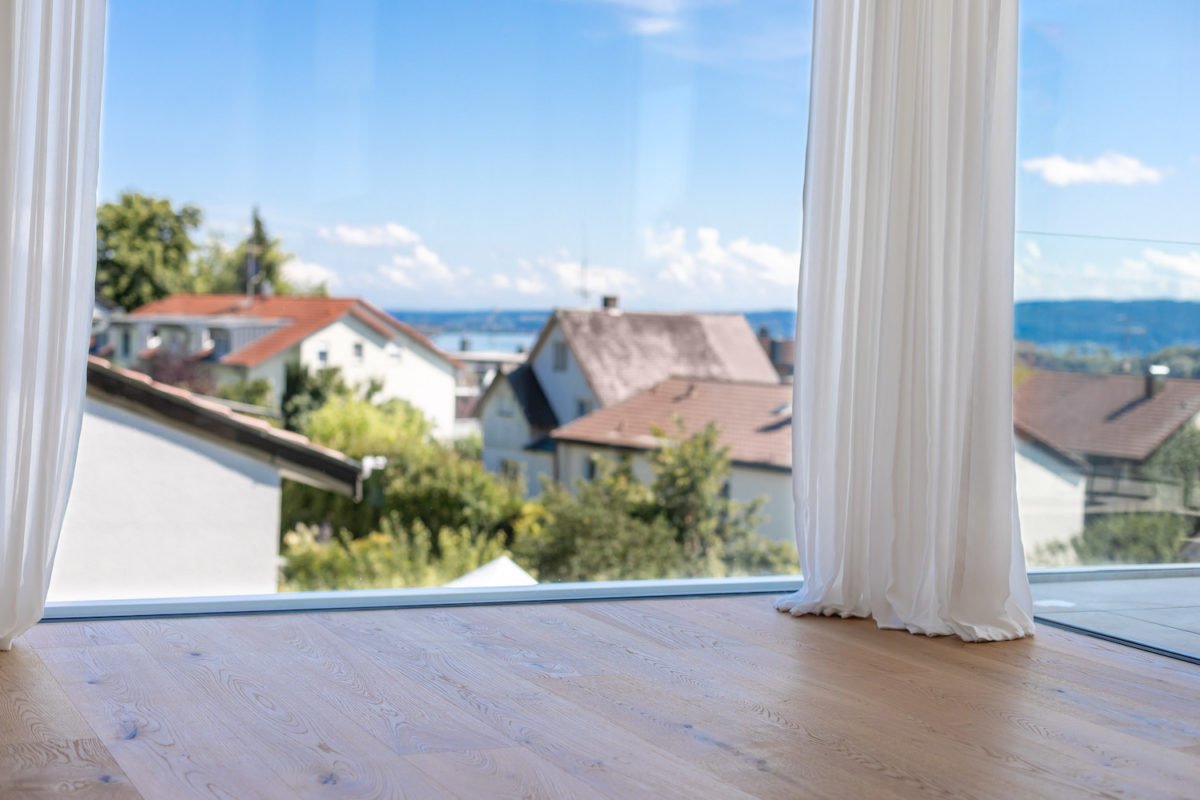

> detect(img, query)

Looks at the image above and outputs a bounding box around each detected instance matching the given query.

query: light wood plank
[0,738,140,798]
[37,642,302,800]
[122,617,449,799]
[3,595,1197,799]
[406,746,608,799]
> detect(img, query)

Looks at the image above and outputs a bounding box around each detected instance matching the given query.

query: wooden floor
[3,596,1199,799]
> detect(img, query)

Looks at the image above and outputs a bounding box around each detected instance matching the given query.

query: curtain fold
[776,0,1034,641]
[1,0,106,651]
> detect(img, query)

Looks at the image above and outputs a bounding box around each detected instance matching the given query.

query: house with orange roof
[550,376,796,544]
[100,294,458,437]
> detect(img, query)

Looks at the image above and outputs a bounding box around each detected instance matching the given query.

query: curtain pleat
[777,0,1034,642]
[0,0,106,651]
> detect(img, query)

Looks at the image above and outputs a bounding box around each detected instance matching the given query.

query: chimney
[601,295,619,310]
[1146,364,1169,399]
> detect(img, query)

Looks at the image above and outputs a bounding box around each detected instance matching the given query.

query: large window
[1014,1,1200,571]
[71,0,812,603]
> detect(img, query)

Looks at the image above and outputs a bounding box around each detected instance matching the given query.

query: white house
[100,294,460,438]
[1013,367,1200,563]
[48,357,361,602]
[550,376,797,545]
[477,363,558,495]
[477,296,780,493]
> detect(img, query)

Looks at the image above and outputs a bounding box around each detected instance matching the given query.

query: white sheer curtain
[1,0,106,651]
[776,0,1035,641]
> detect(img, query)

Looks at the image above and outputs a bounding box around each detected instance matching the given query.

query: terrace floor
[3,594,1199,798]
[1033,574,1200,663]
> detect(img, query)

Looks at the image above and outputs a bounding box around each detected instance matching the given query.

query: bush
[280,515,506,591]
[281,394,532,547]
[1071,513,1191,564]
[511,426,797,582]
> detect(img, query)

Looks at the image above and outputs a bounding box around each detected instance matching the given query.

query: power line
[1016,229,1200,248]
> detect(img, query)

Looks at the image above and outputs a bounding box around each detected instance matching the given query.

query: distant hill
[1014,300,1200,355]
[390,301,1200,357]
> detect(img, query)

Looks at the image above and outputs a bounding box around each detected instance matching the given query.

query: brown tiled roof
[1014,369,1200,462]
[551,377,792,470]
[542,310,779,407]
[86,356,362,498]
[130,294,457,368]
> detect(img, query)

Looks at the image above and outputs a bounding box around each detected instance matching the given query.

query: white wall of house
[1015,437,1086,563]
[298,316,456,438]
[480,378,554,496]
[556,442,797,545]
[49,396,283,602]
[529,322,597,426]
[243,349,294,408]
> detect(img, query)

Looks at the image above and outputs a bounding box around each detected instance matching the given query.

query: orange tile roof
[1014,369,1200,462]
[551,376,792,470]
[130,294,456,368]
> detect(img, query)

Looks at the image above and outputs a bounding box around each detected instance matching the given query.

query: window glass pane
[1015,0,1200,571]
[70,0,811,601]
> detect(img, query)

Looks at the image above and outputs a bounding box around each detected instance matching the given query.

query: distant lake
[431,331,537,354]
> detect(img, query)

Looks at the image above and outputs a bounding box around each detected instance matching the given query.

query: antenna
[578,223,590,307]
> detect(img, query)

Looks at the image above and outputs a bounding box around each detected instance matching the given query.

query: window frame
[37,564,1200,623]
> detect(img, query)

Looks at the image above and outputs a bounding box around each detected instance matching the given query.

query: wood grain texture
[1,596,1197,799]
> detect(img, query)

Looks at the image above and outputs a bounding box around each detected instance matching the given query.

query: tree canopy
[96,193,314,310]
[95,191,202,311]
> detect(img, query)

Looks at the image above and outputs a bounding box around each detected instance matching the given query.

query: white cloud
[589,0,688,37]
[630,15,679,35]
[1024,240,1042,260]
[281,259,340,290]
[379,245,455,286]
[1143,248,1200,278]
[645,226,798,290]
[318,222,421,247]
[1015,245,1200,301]
[1021,153,1165,187]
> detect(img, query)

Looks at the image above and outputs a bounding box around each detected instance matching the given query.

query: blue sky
[99,0,1200,309]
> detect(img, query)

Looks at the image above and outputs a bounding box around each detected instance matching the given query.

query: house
[550,377,796,543]
[48,357,361,602]
[477,296,780,491]
[478,363,560,494]
[102,294,459,437]
[451,348,527,440]
[756,326,796,380]
[1013,368,1200,556]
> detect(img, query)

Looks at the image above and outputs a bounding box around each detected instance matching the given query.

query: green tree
[217,378,274,408]
[280,516,506,591]
[1143,426,1200,505]
[513,466,683,582]
[280,393,532,548]
[1071,513,1191,564]
[282,363,353,432]
[227,207,296,295]
[513,426,796,582]
[95,192,202,310]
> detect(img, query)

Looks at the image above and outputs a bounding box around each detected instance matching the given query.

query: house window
[553,341,568,372]
[120,329,131,358]
[353,342,364,362]
[576,398,592,417]
[317,344,329,365]
[584,456,598,481]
